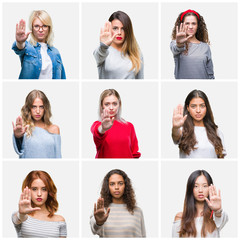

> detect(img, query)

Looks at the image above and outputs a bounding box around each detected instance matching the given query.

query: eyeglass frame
[33,25,49,31]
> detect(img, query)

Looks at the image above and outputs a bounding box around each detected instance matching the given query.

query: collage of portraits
[0,0,239,239]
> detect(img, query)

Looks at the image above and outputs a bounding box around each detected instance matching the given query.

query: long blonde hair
[21,90,52,136]
[109,11,142,74]
[29,10,54,46]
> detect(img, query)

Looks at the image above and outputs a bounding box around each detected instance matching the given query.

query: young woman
[91,89,141,158]
[170,9,214,79]
[90,169,146,237]
[12,10,66,79]
[172,170,228,237]
[172,89,226,158]
[94,11,143,79]
[12,90,61,158]
[12,170,67,238]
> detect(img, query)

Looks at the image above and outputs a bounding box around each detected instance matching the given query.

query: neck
[195,201,205,217]
[193,120,204,127]
[34,120,45,128]
[112,198,124,204]
[188,35,200,43]
[111,42,123,51]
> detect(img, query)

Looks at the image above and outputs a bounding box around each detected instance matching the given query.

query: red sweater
[91,120,141,158]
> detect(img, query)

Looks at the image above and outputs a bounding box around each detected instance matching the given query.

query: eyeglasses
[33,25,49,31]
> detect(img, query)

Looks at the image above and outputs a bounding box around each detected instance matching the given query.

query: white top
[172,211,228,238]
[39,42,53,79]
[178,126,226,158]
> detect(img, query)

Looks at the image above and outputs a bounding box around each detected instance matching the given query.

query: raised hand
[176,23,192,47]
[101,109,114,132]
[100,22,117,46]
[16,19,31,46]
[205,184,222,212]
[94,197,110,226]
[19,187,41,215]
[172,104,187,129]
[12,116,27,138]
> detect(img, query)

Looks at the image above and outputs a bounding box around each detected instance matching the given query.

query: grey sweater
[170,40,214,79]
[93,42,144,79]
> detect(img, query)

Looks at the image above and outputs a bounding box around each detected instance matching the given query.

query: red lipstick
[116,37,122,40]
[36,198,42,202]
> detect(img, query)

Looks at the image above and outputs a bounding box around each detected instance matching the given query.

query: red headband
[180,9,200,21]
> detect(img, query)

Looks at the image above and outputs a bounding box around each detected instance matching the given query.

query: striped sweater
[90,203,146,238]
[12,213,67,238]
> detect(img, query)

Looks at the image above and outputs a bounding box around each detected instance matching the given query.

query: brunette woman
[172,90,226,158]
[90,169,146,237]
[170,9,214,79]
[91,89,140,158]
[12,90,61,158]
[94,11,143,79]
[172,170,228,237]
[12,171,67,238]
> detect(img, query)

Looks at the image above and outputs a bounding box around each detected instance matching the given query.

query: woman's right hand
[94,197,110,226]
[16,19,31,46]
[12,116,27,138]
[172,104,187,129]
[19,187,41,215]
[176,23,192,47]
[100,22,117,46]
[100,109,114,133]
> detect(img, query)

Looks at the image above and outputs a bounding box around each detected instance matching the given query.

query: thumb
[205,197,211,206]
[12,121,15,130]
[32,207,41,211]
[183,114,188,123]
[26,31,31,38]
[106,207,110,217]
[111,32,118,41]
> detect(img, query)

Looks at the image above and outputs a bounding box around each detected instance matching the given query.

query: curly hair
[21,90,52,136]
[171,10,209,54]
[22,170,58,218]
[100,169,136,213]
[179,90,225,158]
[179,170,216,237]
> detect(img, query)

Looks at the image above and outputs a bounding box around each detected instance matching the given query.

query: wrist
[17,212,27,222]
[98,125,106,134]
[214,208,222,214]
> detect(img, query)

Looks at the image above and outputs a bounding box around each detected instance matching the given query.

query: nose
[115,184,119,190]
[109,104,113,110]
[36,107,40,113]
[196,106,201,113]
[37,189,42,196]
[199,186,203,192]
[117,29,121,35]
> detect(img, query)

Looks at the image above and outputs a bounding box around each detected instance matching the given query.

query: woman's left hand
[205,184,222,212]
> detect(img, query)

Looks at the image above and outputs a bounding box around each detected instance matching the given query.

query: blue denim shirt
[12,41,66,79]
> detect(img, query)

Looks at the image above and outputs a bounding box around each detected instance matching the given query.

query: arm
[217,129,227,157]
[213,210,228,231]
[206,46,215,79]
[59,222,67,238]
[93,42,110,66]
[54,135,62,158]
[139,209,146,237]
[135,54,144,79]
[130,123,141,158]
[170,40,186,56]
[91,121,108,150]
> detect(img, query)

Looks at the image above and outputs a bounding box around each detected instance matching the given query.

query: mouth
[114,191,120,195]
[198,195,204,198]
[35,115,41,118]
[195,115,201,118]
[36,198,42,202]
[116,37,122,40]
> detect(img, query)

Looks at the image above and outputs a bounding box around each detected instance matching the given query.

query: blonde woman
[12,10,66,79]
[12,90,61,158]
[94,11,143,79]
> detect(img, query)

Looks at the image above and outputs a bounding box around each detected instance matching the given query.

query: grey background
[3,160,79,237]
[2,2,79,79]
[81,81,159,159]
[81,2,159,79]
[161,160,238,237]
[161,2,238,79]
[3,81,79,158]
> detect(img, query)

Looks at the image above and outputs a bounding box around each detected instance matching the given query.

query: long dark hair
[109,11,141,74]
[179,89,224,158]
[172,10,209,54]
[179,170,216,237]
[100,169,136,213]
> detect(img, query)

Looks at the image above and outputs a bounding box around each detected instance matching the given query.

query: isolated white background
[81,81,159,158]
[3,160,79,237]
[81,2,159,79]
[161,160,238,237]
[82,160,159,237]
[3,81,79,158]
[161,2,238,79]
[161,81,238,158]
[2,2,79,79]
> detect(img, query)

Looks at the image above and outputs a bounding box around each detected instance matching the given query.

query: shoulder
[47,124,60,134]
[134,206,143,214]
[174,212,183,221]
[216,128,224,138]
[51,214,65,222]
[50,46,61,55]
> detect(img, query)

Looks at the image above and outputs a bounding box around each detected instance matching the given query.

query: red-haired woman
[12,171,67,238]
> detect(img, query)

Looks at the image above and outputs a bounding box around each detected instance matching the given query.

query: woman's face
[187,97,206,126]
[109,174,125,203]
[193,175,209,202]
[31,98,45,122]
[32,18,49,43]
[102,95,120,118]
[30,178,48,206]
[183,15,198,37]
[111,19,125,46]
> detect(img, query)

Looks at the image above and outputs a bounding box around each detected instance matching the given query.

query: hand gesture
[16,19,31,45]
[172,104,187,129]
[100,22,117,46]
[94,197,110,226]
[101,109,114,132]
[12,116,27,138]
[176,23,192,47]
[19,187,41,215]
[205,184,222,212]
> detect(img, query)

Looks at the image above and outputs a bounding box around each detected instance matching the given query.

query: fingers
[218,189,221,198]
[209,184,213,198]
[183,114,188,123]
[94,203,96,213]
[28,188,31,201]
[12,121,16,130]
[176,25,179,35]
[205,197,210,206]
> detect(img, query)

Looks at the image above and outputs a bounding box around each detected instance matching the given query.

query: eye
[113,102,118,106]
[40,106,44,110]
[43,25,48,28]
[109,183,114,186]
[104,103,109,106]
[42,187,47,191]
[119,182,124,186]
[31,187,37,191]
[32,106,37,109]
